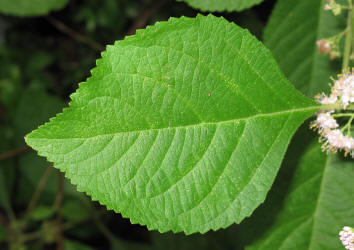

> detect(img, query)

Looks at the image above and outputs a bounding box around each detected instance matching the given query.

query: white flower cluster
[311,111,354,157]
[316,71,354,109]
[311,71,354,157]
[322,128,354,156]
[340,226,354,250]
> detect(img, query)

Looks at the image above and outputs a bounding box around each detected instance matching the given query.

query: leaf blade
[26,14,319,234]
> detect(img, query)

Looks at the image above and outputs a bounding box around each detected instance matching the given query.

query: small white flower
[316,71,354,109]
[312,115,354,157]
[340,226,354,250]
[316,111,339,129]
[332,73,354,109]
[310,111,339,135]
[317,93,338,104]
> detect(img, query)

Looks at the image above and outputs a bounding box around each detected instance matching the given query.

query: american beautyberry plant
[1,0,353,249]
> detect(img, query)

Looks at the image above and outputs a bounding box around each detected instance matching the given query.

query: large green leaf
[264,0,345,97]
[0,0,68,16]
[176,0,264,12]
[25,14,319,234]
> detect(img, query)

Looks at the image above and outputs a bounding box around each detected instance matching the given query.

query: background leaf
[26,14,319,234]
[263,0,345,97]
[176,0,264,12]
[237,127,354,250]
[0,0,68,16]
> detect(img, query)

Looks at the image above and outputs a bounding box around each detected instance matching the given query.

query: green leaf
[240,133,354,250]
[264,0,345,97]
[25,14,319,234]
[176,0,264,12]
[0,0,68,16]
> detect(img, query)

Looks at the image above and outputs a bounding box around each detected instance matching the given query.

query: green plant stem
[328,28,348,41]
[343,0,353,69]
[52,172,64,212]
[92,215,117,245]
[127,0,170,35]
[340,118,353,133]
[332,113,354,117]
[320,103,353,111]
[346,116,354,136]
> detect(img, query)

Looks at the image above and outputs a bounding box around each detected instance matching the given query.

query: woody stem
[343,0,353,69]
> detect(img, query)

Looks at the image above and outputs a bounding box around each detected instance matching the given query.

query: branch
[127,0,170,36]
[46,16,105,52]
[343,4,353,69]
[78,195,120,247]
[24,166,53,220]
[0,146,31,161]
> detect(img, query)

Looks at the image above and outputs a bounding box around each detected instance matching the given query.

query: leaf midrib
[29,105,319,140]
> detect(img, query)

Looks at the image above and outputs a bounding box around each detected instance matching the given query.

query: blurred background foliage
[0,0,277,249]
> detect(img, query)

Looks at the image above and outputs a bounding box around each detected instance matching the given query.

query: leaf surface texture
[26,15,318,234]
